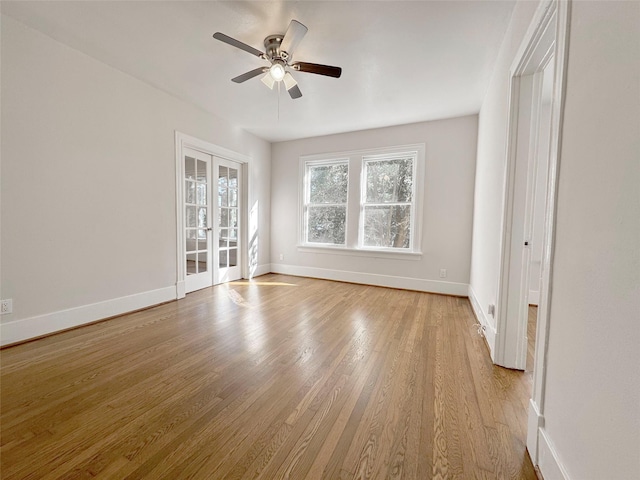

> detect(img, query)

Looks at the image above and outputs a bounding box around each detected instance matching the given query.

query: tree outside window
[362,156,414,249]
[304,162,348,245]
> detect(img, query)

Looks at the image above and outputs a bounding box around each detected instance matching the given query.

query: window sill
[297,245,423,261]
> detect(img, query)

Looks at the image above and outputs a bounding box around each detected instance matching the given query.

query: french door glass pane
[196,183,206,205]
[219,250,227,268]
[186,229,197,252]
[186,252,197,274]
[229,249,237,267]
[219,167,228,187]
[219,187,228,207]
[197,234,207,250]
[186,181,195,203]
[197,207,207,228]
[185,157,196,180]
[197,251,207,272]
[221,208,229,228]
[219,228,228,248]
[229,168,238,188]
[197,160,207,182]
[186,206,197,228]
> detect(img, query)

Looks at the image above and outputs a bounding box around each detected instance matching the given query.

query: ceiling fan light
[261,73,275,89]
[269,62,286,82]
[283,72,297,91]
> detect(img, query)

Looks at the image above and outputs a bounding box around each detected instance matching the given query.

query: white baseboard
[269,264,468,296]
[0,286,176,347]
[527,398,544,463]
[467,285,497,357]
[538,427,570,480]
[529,289,540,306]
[176,280,186,299]
[250,263,271,279]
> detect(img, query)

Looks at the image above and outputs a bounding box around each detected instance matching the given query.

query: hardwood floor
[1,274,536,479]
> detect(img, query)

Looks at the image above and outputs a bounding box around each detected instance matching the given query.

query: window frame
[301,158,350,247]
[299,144,425,258]
[359,152,418,251]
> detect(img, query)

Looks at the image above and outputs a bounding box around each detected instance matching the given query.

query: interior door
[215,158,242,284]
[184,148,213,293]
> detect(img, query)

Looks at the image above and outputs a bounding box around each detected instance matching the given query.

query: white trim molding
[297,245,422,261]
[527,398,544,462]
[538,428,571,480]
[250,263,272,278]
[270,264,468,296]
[0,286,176,347]
[468,285,497,356]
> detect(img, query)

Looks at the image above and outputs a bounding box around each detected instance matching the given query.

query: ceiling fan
[213,20,342,100]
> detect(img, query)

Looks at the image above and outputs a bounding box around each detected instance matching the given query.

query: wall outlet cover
[1,299,13,315]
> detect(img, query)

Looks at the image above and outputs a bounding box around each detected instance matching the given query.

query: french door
[183,148,242,293]
[216,159,242,284]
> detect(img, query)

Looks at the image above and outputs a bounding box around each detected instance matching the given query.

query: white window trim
[301,158,350,246]
[298,143,425,258]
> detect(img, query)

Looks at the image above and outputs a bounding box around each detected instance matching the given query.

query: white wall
[270,115,478,295]
[0,15,271,344]
[539,2,640,479]
[468,0,540,344]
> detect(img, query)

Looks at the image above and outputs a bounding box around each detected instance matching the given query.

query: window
[303,161,349,245]
[300,144,424,256]
[362,155,414,249]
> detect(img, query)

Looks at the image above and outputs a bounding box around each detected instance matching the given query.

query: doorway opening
[525,59,555,375]
[493,0,570,466]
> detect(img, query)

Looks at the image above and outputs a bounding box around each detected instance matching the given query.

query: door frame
[175,132,249,298]
[493,0,571,464]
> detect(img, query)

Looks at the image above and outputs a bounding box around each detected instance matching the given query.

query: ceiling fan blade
[213,32,264,57]
[232,67,268,83]
[292,62,342,78]
[288,84,303,99]
[280,20,308,56]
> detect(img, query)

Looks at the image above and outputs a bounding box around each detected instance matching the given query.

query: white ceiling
[1,1,515,143]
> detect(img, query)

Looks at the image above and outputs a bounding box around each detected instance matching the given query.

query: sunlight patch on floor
[226,289,251,308]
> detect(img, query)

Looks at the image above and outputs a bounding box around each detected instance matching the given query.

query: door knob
[206,227,213,231]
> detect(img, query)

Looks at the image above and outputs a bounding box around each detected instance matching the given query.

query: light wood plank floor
[1,274,536,479]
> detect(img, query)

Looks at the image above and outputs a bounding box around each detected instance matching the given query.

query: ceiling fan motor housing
[264,34,286,61]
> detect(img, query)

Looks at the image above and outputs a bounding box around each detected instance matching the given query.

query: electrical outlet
[439,268,447,278]
[279,253,284,261]
[488,304,495,317]
[1,299,13,315]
